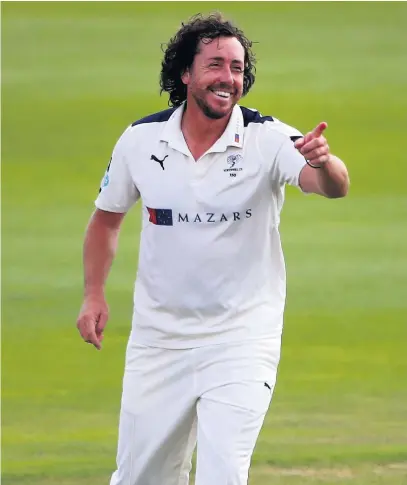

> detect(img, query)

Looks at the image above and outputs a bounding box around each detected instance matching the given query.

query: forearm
[315,154,349,198]
[83,212,121,298]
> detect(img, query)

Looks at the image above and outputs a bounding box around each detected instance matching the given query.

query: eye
[209,62,221,68]
[233,66,243,73]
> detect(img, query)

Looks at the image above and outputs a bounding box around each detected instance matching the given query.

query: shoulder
[240,106,303,142]
[130,107,176,127]
[240,106,274,126]
[116,107,177,150]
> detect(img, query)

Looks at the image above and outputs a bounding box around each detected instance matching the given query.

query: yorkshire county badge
[224,154,243,177]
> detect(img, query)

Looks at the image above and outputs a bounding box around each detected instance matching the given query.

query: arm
[77,125,140,350]
[295,122,350,198]
[83,208,126,298]
[299,154,349,198]
[77,209,126,350]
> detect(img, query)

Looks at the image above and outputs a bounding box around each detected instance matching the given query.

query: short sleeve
[95,127,140,213]
[274,136,307,187]
[263,118,306,188]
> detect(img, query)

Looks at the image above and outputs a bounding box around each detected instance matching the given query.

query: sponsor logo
[151,154,168,170]
[147,208,173,226]
[178,209,252,223]
[146,207,252,226]
[99,158,112,193]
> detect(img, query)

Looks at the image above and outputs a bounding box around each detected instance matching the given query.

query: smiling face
[181,36,245,120]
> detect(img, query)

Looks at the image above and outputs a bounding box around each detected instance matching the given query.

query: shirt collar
[160,102,244,156]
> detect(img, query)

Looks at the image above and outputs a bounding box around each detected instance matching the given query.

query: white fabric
[97,125,141,213]
[110,337,281,485]
[95,104,306,348]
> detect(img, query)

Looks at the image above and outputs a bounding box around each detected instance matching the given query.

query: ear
[181,69,190,86]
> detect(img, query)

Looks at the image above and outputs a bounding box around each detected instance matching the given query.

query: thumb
[95,310,108,338]
[294,137,305,149]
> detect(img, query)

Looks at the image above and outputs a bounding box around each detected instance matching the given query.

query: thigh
[197,337,281,394]
[110,344,198,485]
[195,380,273,485]
[111,409,197,485]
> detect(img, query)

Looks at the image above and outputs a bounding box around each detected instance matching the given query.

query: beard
[192,90,235,120]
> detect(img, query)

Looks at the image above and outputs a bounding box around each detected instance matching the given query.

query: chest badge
[224,154,243,177]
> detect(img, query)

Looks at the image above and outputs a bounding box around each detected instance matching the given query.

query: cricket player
[76,12,349,485]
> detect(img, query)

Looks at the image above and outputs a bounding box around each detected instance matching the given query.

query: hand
[76,295,109,350]
[294,122,330,167]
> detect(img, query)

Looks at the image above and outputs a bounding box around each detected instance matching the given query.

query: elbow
[326,175,350,199]
[328,190,347,199]
[323,155,350,199]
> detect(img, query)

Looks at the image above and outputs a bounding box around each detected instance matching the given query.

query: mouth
[209,89,233,100]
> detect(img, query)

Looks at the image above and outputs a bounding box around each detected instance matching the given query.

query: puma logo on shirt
[151,154,168,170]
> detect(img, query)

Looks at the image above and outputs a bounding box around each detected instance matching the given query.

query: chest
[128,144,269,212]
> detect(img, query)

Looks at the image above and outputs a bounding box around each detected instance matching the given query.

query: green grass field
[2,2,407,484]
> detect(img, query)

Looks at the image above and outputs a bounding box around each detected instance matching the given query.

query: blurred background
[2,2,407,484]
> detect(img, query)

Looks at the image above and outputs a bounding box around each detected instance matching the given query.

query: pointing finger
[294,122,328,153]
[312,121,328,138]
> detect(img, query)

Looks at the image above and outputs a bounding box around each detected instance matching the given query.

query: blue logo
[102,174,109,188]
[147,207,173,226]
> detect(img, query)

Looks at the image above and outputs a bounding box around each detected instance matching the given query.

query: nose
[219,65,234,86]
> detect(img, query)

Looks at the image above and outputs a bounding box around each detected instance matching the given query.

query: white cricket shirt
[95,103,306,348]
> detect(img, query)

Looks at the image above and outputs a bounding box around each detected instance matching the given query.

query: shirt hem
[128,332,282,350]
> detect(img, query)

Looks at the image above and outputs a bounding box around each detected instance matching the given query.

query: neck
[181,98,232,147]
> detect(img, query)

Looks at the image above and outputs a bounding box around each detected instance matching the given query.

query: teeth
[214,91,231,98]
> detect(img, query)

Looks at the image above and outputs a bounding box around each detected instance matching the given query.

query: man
[77,13,349,485]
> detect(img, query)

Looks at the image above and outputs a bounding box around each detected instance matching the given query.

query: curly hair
[160,13,256,107]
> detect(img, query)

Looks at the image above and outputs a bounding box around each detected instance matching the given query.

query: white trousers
[110,337,281,485]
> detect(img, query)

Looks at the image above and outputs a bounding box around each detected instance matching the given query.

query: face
[182,36,245,120]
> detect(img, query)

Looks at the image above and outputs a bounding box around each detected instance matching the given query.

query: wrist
[84,286,105,299]
[305,159,322,169]
[305,154,332,169]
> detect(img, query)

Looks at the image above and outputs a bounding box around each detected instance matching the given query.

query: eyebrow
[208,56,244,65]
